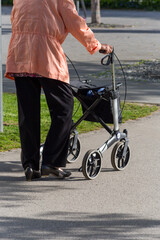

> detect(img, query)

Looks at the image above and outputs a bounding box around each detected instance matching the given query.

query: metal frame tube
[110,50,119,132]
[112,98,119,131]
[98,131,127,155]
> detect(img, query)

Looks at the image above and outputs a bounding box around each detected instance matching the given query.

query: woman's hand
[99,44,113,54]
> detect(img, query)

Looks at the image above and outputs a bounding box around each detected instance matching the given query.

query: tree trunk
[91,0,101,24]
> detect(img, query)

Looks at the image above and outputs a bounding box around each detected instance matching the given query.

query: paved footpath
[0,109,160,239]
[0,7,160,240]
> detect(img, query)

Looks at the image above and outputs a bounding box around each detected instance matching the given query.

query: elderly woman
[5,0,112,181]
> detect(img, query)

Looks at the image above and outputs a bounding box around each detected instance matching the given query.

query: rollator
[67,50,130,180]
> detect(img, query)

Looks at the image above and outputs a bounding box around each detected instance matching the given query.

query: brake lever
[101,54,111,66]
[101,49,114,66]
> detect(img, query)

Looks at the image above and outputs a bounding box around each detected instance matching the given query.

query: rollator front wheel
[82,150,102,180]
[67,135,81,163]
[111,141,130,171]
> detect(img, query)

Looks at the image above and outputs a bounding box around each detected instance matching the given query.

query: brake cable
[65,52,127,117]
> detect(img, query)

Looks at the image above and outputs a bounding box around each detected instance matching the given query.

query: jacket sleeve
[59,0,101,55]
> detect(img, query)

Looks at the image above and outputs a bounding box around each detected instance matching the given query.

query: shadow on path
[0,212,160,239]
[3,60,160,104]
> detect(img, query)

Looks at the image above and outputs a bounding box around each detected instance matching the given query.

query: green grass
[0,93,159,152]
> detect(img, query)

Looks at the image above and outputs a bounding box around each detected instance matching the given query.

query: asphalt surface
[0,6,160,240]
[0,110,160,239]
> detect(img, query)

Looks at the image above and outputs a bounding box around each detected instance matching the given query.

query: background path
[2,7,160,104]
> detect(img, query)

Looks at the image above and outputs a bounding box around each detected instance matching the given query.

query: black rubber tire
[111,141,130,171]
[82,149,102,180]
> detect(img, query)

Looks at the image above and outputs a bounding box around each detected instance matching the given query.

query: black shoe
[25,167,41,181]
[41,165,71,179]
[32,170,41,179]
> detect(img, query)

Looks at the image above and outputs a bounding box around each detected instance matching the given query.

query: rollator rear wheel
[67,135,81,163]
[82,150,102,180]
[111,141,130,171]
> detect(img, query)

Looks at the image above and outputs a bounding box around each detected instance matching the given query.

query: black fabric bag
[77,88,122,124]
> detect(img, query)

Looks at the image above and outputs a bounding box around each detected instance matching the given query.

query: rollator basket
[77,87,122,124]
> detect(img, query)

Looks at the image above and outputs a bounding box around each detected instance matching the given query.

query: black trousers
[15,77,74,171]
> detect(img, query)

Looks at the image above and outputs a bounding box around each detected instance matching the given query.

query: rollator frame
[68,50,130,179]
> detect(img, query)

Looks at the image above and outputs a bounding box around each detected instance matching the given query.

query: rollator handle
[99,49,107,54]
[101,48,114,66]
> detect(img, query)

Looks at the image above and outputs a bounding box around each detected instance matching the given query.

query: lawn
[0,93,159,152]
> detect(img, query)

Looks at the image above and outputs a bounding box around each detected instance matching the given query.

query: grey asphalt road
[0,6,160,240]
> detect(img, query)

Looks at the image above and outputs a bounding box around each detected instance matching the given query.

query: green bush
[84,0,160,10]
[2,0,13,5]
[2,0,160,10]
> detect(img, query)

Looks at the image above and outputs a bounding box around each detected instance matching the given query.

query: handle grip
[99,49,107,54]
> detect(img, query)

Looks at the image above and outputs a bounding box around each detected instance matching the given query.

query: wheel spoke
[118,158,124,168]
[67,136,80,163]
[88,164,94,177]
[88,155,94,176]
